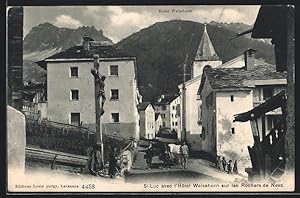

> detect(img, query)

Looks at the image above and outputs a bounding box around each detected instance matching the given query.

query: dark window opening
[230,95,234,102]
[71,90,79,100]
[162,105,166,110]
[70,67,78,77]
[111,89,119,100]
[263,87,273,100]
[71,113,80,126]
[110,65,118,76]
[111,113,119,123]
[231,127,235,134]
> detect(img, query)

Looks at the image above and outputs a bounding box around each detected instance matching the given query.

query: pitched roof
[155,113,161,120]
[36,44,135,69]
[49,45,134,59]
[198,65,287,94]
[194,24,220,61]
[138,102,151,111]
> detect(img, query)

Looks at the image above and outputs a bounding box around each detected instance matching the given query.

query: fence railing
[25,116,130,159]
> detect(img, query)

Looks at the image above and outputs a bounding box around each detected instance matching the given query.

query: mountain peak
[24,22,113,58]
[37,22,56,28]
[38,22,54,26]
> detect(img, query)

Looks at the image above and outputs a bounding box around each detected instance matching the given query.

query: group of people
[88,144,123,179]
[144,141,189,170]
[216,156,238,174]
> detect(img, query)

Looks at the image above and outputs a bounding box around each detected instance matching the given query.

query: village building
[138,102,156,140]
[22,82,47,119]
[155,113,163,135]
[251,5,295,178]
[153,94,181,139]
[178,24,222,151]
[198,49,287,175]
[232,5,295,182]
[36,36,141,140]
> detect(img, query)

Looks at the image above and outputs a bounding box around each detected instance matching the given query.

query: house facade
[169,95,181,135]
[37,36,141,140]
[139,102,156,140]
[178,24,222,151]
[198,49,287,175]
[155,113,163,135]
[153,94,181,139]
[22,82,47,119]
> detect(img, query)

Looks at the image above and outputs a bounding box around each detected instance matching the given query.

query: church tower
[192,24,222,79]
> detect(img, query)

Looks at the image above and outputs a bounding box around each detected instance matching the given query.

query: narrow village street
[125,145,245,184]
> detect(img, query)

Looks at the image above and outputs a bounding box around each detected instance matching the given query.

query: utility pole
[91,54,105,166]
[180,35,195,142]
[181,53,188,142]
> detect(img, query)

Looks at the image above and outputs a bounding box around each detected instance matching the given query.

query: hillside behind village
[23,20,275,101]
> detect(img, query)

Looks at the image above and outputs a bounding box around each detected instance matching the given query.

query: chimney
[244,48,257,70]
[82,35,93,51]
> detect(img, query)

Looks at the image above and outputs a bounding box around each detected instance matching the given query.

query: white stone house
[155,113,163,135]
[198,49,287,175]
[36,36,141,140]
[153,94,181,139]
[177,24,271,152]
[138,102,156,140]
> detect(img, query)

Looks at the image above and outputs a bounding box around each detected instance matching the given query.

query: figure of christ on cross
[91,67,106,116]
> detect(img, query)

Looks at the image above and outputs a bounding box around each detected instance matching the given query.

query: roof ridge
[203,65,287,90]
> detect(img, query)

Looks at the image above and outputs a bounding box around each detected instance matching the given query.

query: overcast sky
[24,5,260,43]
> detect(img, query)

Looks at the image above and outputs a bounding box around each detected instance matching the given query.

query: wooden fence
[25,116,129,161]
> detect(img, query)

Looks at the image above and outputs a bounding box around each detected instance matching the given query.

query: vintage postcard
[7,4,295,193]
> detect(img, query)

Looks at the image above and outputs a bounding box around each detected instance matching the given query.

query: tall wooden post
[181,53,188,142]
[92,54,104,165]
[8,7,23,111]
[261,115,266,141]
[285,5,295,174]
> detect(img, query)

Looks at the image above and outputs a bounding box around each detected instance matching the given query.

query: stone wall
[7,106,26,178]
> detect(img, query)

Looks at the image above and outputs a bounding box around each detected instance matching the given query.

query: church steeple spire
[191,23,222,79]
[194,23,220,61]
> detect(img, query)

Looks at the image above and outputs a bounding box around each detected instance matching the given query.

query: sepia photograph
[6,4,295,193]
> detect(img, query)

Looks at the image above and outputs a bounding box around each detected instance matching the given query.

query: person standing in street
[233,160,238,174]
[108,147,117,178]
[145,142,154,170]
[89,144,103,175]
[180,141,189,169]
[162,143,171,170]
[227,160,233,174]
[221,156,227,172]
